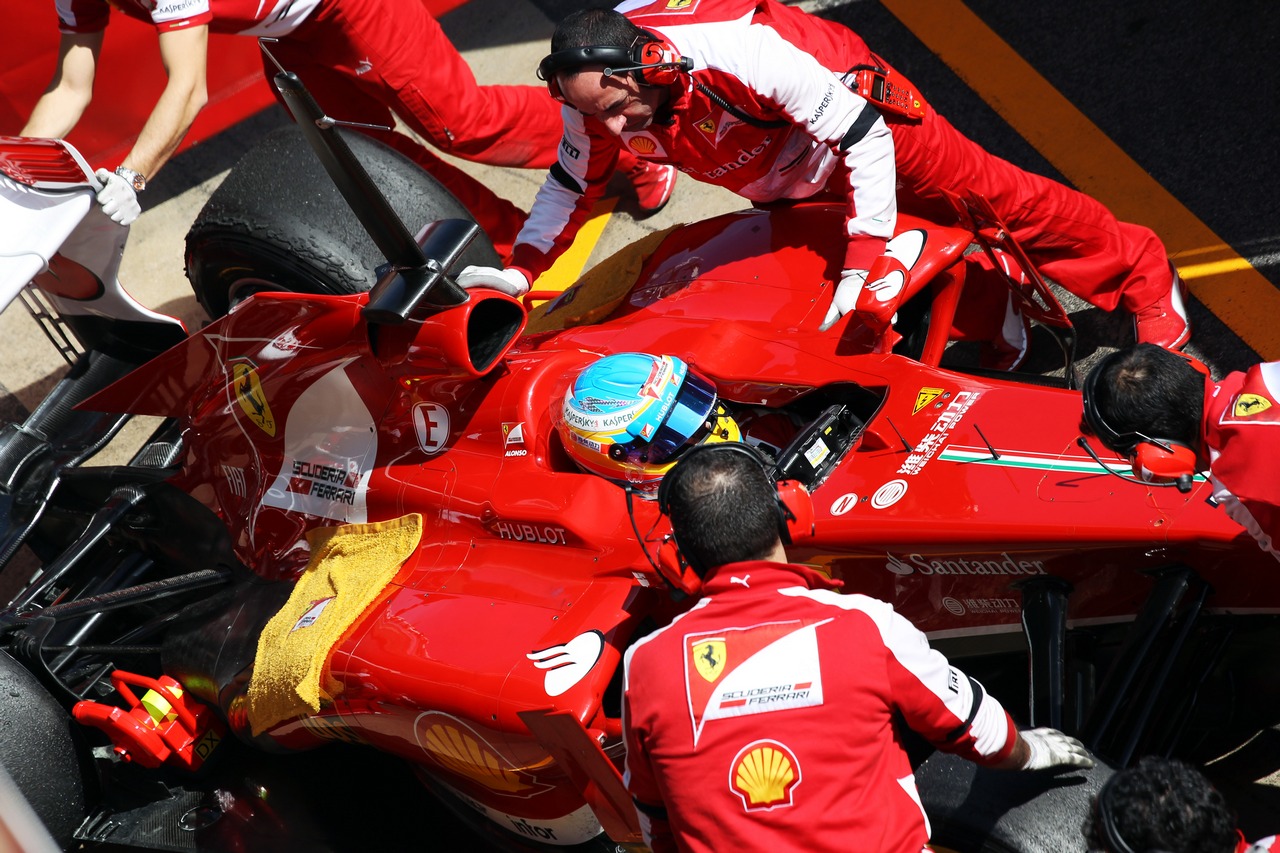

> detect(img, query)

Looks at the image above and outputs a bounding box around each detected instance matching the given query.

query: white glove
[819,268,869,331]
[93,168,141,226]
[454,265,530,297]
[1019,727,1095,771]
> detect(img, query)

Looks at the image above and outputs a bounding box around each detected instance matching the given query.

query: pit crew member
[1085,756,1278,853]
[620,439,1094,852]
[1082,344,1280,562]
[20,0,676,249]
[457,2,1190,354]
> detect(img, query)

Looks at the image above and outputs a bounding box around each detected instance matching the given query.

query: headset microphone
[1076,436,1194,493]
[601,56,694,81]
[538,38,693,101]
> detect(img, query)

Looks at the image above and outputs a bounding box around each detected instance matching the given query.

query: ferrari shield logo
[1234,393,1272,417]
[693,639,726,682]
[231,360,276,436]
[666,0,693,8]
[913,387,944,414]
[696,115,716,135]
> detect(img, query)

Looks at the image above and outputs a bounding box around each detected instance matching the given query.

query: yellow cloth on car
[246,513,422,736]
[525,226,679,334]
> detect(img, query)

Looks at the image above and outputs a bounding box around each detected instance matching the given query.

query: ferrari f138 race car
[0,71,1276,853]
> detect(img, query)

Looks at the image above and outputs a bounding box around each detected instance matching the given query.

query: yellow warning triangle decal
[913,387,944,414]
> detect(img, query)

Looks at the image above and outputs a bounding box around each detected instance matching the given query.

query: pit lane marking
[882,0,1280,360]
[529,197,618,295]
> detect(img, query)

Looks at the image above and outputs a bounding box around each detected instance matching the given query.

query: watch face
[115,167,145,191]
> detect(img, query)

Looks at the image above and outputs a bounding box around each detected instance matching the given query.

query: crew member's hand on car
[1019,727,1095,771]
[93,169,141,226]
[819,268,869,331]
[455,266,531,297]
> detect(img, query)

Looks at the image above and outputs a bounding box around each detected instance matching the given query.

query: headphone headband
[1095,773,1177,853]
[1082,351,1139,454]
[1081,348,1206,488]
[537,37,693,102]
[537,45,635,83]
[1082,349,1209,453]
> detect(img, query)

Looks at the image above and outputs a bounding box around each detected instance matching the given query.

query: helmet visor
[617,368,718,467]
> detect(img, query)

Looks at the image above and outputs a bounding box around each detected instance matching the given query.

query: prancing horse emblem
[694,639,726,682]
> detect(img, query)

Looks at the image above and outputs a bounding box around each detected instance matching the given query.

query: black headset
[537,38,693,102]
[1094,774,1176,853]
[655,442,813,591]
[1080,350,1208,490]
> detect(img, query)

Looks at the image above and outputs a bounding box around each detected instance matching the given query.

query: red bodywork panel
[84,202,1278,839]
[2,1,469,167]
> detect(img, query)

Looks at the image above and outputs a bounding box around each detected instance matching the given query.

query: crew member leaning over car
[18,0,676,254]
[1082,344,1280,563]
[620,440,1094,853]
[457,1,1193,362]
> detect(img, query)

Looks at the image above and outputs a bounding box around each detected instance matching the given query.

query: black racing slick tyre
[185,123,501,319]
[0,649,90,848]
[919,752,1111,853]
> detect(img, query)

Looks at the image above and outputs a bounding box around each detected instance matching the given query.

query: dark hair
[1090,344,1204,453]
[551,8,654,54]
[664,447,780,575]
[1084,757,1237,853]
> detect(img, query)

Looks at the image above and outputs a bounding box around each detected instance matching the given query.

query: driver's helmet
[558,352,741,495]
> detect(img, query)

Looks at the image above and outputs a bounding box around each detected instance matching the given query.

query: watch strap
[113,166,147,192]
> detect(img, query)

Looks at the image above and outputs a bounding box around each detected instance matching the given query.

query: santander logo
[886,554,915,575]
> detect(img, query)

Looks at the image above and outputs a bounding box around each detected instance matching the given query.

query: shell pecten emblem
[628,136,657,155]
[729,739,800,811]
[414,711,552,797]
[229,359,276,437]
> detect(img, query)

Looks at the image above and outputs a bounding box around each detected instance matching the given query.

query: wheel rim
[226,276,286,309]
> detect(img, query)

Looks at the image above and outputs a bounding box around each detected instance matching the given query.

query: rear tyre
[919,752,1108,852]
[185,124,500,318]
[0,649,90,847]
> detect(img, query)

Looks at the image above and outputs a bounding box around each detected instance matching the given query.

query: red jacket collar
[701,560,843,596]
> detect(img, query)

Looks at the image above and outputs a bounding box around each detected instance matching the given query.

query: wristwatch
[113,166,147,192]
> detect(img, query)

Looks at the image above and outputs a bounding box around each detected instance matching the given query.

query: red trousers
[262,0,563,256]
[887,107,1172,314]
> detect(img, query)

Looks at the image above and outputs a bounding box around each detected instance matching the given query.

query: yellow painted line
[531,196,619,294]
[881,0,1280,360]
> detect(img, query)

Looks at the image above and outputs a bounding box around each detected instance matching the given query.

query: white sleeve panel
[1211,475,1280,561]
[778,587,1012,759]
[661,17,897,241]
[514,107,601,255]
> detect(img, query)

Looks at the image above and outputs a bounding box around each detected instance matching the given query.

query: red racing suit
[512,0,1172,318]
[53,0,567,255]
[1203,361,1280,562]
[622,560,1018,852]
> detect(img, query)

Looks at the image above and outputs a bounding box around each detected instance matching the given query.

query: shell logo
[628,136,657,154]
[416,718,532,794]
[729,739,800,811]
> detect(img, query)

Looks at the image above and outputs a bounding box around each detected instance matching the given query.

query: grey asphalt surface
[3,0,1278,846]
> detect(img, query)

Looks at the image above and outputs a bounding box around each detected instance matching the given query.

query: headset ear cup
[657,537,702,596]
[633,39,682,86]
[777,480,815,544]
[1131,439,1198,483]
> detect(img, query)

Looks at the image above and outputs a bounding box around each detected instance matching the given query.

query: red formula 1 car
[0,73,1277,853]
